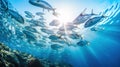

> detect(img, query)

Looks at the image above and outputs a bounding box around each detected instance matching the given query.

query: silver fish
[8,9,24,24]
[29,0,57,16]
[36,12,45,16]
[51,44,63,50]
[34,42,46,48]
[24,26,38,33]
[24,11,34,18]
[84,15,106,28]
[41,28,54,34]
[68,34,81,39]
[90,27,104,31]
[0,0,8,10]
[22,30,37,41]
[73,8,96,24]
[49,35,61,41]
[49,19,60,26]
[77,40,89,47]
[65,23,77,30]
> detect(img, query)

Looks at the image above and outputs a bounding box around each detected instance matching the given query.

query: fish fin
[81,8,87,15]
[91,9,97,15]
[91,9,94,15]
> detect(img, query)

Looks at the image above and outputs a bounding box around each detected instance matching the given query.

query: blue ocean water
[0,0,120,67]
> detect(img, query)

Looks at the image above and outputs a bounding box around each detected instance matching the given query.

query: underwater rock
[1,50,20,67]
[0,43,10,51]
[0,43,73,67]
[28,58,44,67]
[0,43,37,67]
[50,62,73,67]
[0,60,5,67]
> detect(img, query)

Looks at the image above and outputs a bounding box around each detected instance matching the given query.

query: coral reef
[0,43,72,67]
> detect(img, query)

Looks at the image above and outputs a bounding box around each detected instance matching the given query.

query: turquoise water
[0,0,120,67]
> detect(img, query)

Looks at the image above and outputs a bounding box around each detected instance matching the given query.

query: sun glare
[55,6,74,24]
